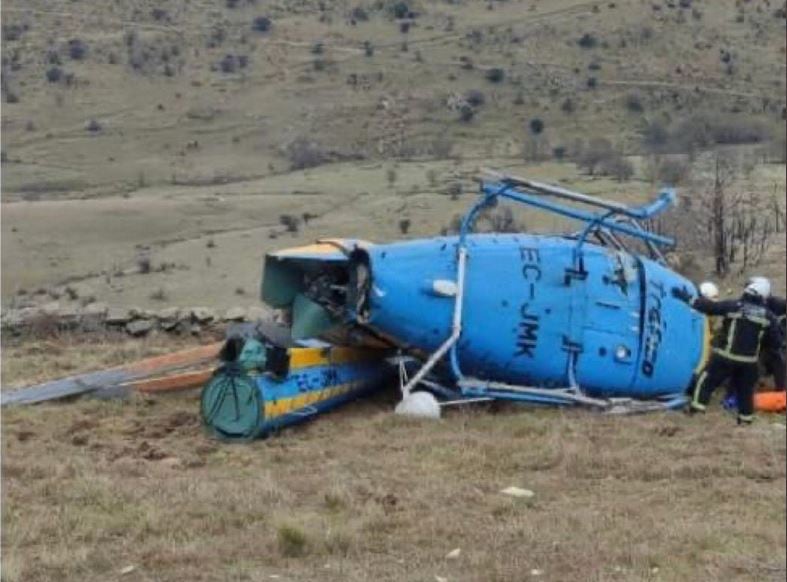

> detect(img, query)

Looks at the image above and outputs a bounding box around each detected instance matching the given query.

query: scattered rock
[500,486,535,498]
[2,308,37,327]
[191,307,215,323]
[106,306,132,324]
[40,301,61,315]
[82,302,108,318]
[158,307,180,321]
[126,319,154,336]
[120,565,136,575]
[446,548,461,559]
[160,318,179,331]
[131,307,156,320]
[224,306,246,321]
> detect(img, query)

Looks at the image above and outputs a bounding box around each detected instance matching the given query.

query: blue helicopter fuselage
[358,234,707,398]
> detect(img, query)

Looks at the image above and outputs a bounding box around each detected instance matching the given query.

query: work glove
[671,286,692,303]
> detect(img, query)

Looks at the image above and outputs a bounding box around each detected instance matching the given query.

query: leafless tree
[646,151,784,276]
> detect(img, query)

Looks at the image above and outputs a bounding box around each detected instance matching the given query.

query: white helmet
[744,276,771,299]
[699,281,719,300]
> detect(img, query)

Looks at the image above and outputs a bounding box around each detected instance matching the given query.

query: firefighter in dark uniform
[672,278,782,424]
[764,291,786,390]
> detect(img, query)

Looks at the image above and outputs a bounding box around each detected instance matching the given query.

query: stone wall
[1,303,271,337]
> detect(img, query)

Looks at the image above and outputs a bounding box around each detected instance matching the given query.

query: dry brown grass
[1,329,216,390]
[2,336,785,582]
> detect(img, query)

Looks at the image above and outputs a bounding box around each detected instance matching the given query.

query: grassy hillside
[1,0,785,306]
[2,0,785,195]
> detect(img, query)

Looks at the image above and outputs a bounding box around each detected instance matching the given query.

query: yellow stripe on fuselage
[288,346,384,369]
[263,381,360,419]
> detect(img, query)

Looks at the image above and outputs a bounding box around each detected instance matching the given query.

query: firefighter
[761,279,786,390]
[684,281,722,398]
[672,277,782,424]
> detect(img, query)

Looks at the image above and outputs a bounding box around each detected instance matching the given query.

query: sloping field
[1,333,785,582]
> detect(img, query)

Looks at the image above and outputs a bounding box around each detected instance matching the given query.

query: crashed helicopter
[200,171,711,440]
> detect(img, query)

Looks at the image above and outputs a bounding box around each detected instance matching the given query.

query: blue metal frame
[444,180,679,408]
[474,181,676,248]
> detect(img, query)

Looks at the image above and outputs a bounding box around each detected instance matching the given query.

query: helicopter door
[574,249,642,395]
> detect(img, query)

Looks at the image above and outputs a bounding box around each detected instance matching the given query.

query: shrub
[552,146,566,160]
[386,168,397,186]
[86,119,102,133]
[576,137,613,174]
[45,66,63,83]
[219,54,248,73]
[458,104,475,122]
[351,7,369,21]
[46,50,61,65]
[447,182,463,200]
[485,68,505,83]
[278,524,308,557]
[279,214,300,233]
[398,218,411,234]
[150,287,168,301]
[363,41,374,57]
[390,1,410,19]
[252,16,272,32]
[479,206,525,233]
[208,26,227,48]
[641,119,669,150]
[529,118,544,135]
[577,33,598,49]
[586,76,597,89]
[287,138,327,170]
[561,97,575,114]
[464,89,485,107]
[151,8,169,21]
[311,42,324,55]
[656,157,691,185]
[625,92,644,113]
[645,113,772,153]
[136,252,152,274]
[600,155,634,182]
[68,39,88,60]
[2,24,24,42]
